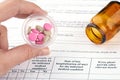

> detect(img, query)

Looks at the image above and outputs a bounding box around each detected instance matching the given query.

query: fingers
[0,0,47,22]
[0,44,49,75]
[0,25,8,51]
[20,1,47,15]
[15,1,47,18]
[0,0,19,22]
[7,44,49,65]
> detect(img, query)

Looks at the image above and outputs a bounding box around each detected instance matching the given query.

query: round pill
[28,32,37,41]
[35,39,43,44]
[35,41,43,44]
[43,23,52,31]
[37,33,45,41]
[27,27,31,34]
[36,25,44,32]
[43,36,50,42]
[44,30,51,36]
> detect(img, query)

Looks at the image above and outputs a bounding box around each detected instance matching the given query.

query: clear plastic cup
[22,14,57,48]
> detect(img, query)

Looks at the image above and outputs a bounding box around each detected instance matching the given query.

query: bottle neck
[85,23,106,44]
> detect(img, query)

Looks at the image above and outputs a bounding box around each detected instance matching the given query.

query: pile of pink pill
[27,23,52,45]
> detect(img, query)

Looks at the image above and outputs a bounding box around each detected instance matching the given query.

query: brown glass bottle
[85,1,120,44]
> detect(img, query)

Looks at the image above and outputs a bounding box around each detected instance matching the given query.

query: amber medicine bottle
[85,1,120,44]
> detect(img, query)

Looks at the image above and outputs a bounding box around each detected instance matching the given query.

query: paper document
[0,0,120,80]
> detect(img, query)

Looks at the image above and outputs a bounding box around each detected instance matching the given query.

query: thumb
[0,44,49,74]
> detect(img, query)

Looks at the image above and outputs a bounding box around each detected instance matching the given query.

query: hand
[0,0,49,76]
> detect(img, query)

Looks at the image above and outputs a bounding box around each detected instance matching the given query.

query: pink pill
[35,38,43,44]
[35,40,43,44]
[31,29,40,34]
[28,32,37,41]
[43,23,52,31]
[37,34,45,41]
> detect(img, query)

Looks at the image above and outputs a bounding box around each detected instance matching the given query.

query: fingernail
[39,48,49,56]
[38,9,48,16]
[42,10,48,15]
